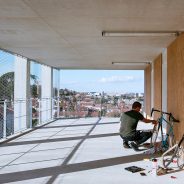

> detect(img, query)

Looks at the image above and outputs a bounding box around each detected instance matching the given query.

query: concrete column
[26,60,31,128]
[52,68,60,118]
[41,65,52,122]
[57,69,60,118]
[151,62,154,109]
[51,68,54,118]
[14,56,30,133]
[162,48,167,112]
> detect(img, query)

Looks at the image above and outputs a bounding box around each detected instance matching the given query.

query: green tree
[112,96,118,106]
[31,84,38,98]
[0,72,39,100]
[30,74,39,98]
[0,72,14,100]
[30,74,38,83]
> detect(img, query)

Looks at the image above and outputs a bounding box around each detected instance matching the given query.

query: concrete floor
[0,117,183,184]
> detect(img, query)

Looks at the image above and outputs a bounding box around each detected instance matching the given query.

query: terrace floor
[0,117,183,184]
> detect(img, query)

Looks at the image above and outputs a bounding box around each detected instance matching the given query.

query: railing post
[57,97,60,118]
[52,98,54,119]
[3,100,7,139]
[38,99,41,124]
[29,99,32,128]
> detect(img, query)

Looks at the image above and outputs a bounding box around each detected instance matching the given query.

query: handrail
[0,97,59,139]
[151,108,179,123]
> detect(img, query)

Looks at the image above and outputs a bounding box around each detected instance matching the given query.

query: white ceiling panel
[0,0,184,69]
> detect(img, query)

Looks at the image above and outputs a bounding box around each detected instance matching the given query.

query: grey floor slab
[0,117,183,184]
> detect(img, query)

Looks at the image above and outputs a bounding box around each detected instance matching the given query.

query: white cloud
[98,75,137,83]
[60,81,79,85]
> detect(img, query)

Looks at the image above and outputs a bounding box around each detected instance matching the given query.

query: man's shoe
[123,141,131,149]
[130,142,139,151]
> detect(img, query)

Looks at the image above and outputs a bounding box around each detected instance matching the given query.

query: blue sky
[0,51,14,75]
[60,70,144,93]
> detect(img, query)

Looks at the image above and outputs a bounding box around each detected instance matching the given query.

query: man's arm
[142,118,157,125]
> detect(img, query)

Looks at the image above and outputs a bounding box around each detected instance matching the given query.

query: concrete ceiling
[0,0,184,70]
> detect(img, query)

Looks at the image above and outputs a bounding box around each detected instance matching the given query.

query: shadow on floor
[0,152,156,183]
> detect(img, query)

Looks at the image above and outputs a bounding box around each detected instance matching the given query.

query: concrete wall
[167,34,184,140]
[144,55,162,120]
[144,64,151,117]
[162,49,167,114]
[153,54,162,119]
[148,34,184,140]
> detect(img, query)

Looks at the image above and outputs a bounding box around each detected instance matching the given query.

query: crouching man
[119,101,157,151]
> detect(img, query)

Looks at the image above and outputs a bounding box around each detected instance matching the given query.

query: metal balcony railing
[0,98,59,140]
[0,95,137,140]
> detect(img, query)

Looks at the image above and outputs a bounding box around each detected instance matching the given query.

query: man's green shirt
[119,110,144,137]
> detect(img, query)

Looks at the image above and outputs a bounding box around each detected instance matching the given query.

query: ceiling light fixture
[102,31,180,37]
[112,62,150,66]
